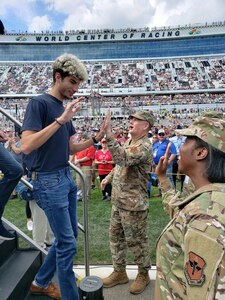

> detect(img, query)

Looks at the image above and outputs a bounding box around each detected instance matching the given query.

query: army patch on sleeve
[184,251,206,286]
[130,146,138,153]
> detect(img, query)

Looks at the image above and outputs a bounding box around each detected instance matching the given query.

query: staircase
[0,220,52,300]
[0,219,156,300]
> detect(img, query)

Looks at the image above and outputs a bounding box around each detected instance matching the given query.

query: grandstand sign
[1,23,225,44]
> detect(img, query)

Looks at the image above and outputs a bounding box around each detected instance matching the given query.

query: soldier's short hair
[52,53,88,82]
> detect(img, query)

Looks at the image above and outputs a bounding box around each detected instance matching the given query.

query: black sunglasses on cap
[158,132,165,136]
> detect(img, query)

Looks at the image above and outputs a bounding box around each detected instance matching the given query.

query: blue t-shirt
[22,93,75,172]
[152,139,177,165]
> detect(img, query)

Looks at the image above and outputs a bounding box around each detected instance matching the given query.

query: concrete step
[0,237,17,268]
[0,250,42,300]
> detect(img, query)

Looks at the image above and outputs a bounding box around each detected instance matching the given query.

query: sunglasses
[158,133,165,136]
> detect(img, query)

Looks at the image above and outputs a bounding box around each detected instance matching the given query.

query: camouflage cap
[130,110,155,126]
[178,111,225,153]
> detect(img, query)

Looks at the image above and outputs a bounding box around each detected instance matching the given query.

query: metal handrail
[69,161,90,276]
[0,107,90,276]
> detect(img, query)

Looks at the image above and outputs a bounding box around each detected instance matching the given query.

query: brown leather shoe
[30,282,61,299]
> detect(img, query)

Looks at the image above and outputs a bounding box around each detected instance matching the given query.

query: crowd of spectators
[1,93,224,113]
[1,56,225,132]
[4,108,222,144]
[1,56,225,94]
[1,93,225,132]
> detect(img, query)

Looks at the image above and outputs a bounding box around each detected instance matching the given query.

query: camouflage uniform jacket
[105,134,152,211]
[155,178,225,300]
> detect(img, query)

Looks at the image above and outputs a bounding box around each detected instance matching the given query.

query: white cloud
[0,0,31,17]
[62,0,155,30]
[148,0,225,28]
[57,0,225,31]
[43,0,89,14]
[0,0,41,31]
[28,15,52,32]
[1,0,225,32]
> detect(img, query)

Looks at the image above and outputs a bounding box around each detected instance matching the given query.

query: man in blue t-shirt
[152,129,177,196]
[21,54,103,300]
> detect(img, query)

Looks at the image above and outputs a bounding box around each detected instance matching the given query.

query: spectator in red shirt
[95,138,114,200]
[72,132,96,199]
[116,129,129,146]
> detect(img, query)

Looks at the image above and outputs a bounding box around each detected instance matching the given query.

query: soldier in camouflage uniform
[100,110,155,295]
[154,112,225,300]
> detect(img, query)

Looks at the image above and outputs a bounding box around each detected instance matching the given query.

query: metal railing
[0,107,90,276]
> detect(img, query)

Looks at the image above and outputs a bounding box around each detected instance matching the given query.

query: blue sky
[0,0,224,33]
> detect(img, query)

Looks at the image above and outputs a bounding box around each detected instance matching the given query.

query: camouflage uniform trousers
[109,205,151,273]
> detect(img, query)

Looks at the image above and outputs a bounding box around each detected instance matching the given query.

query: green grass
[4,180,170,265]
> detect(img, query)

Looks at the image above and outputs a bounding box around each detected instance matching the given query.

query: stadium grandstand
[0,20,225,123]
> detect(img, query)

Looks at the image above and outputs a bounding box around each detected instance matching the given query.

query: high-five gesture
[57,96,85,124]
[96,108,112,140]
[102,108,112,137]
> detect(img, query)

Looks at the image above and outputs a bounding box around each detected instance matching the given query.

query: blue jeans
[0,143,23,224]
[32,167,79,300]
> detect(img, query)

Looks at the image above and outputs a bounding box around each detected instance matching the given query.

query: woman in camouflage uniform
[155,112,225,300]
